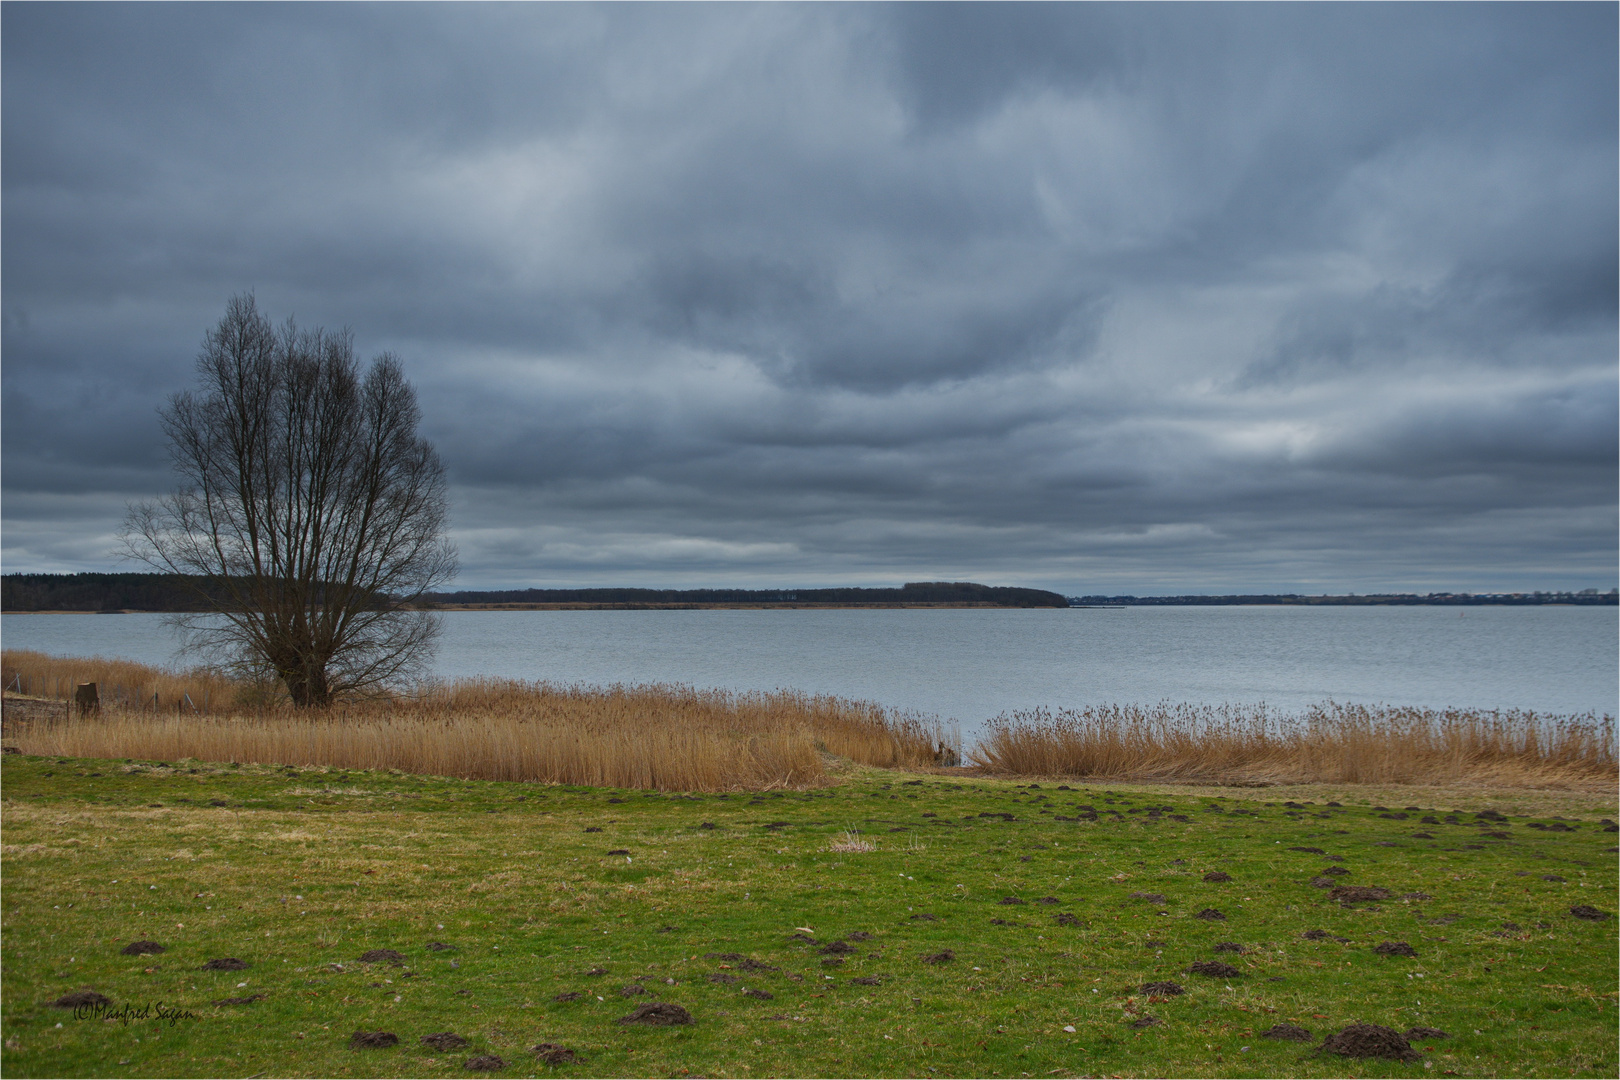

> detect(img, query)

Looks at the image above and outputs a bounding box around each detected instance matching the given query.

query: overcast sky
[3,3,1615,594]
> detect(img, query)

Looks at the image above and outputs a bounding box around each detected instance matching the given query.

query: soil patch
[421,1033,468,1050]
[1202,872,1232,883]
[201,957,249,971]
[584,966,609,976]
[620,984,648,996]
[1373,941,1418,957]
[1192,908,1225,921]
[1128,892,1167,904]
[619,1002,694,1026]
[1212,942,1244,953]
[1570,904,1609,921]
[1139,981,1184,996]
[553,992,583,1002]
[357,949,406,964]
[1321,866,1350,876]
[53,990,111,1008]
[1055,913,1080,926]
[998,896,1026,905]
[1328,885,1391,904]
[427,941,456,951]
[922,950,955,964]
[1318,1023,1421,1062]
[908,913,938,921]
[819,941,857,955]
[743,988,773,999]
[1128,1016,1162,1029]
[212,995,264,1005]
[1404,1027,1449,1040]
[465,1054,506,1071]
[1188,960,1241,978]
[349,1030,399,1049]
[532,1044,577,1064]
[850,976,882,986]
[121,941,164,956]
[1260,1023,1312,1041]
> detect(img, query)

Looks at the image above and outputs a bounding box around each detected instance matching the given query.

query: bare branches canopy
[124,294,457,706]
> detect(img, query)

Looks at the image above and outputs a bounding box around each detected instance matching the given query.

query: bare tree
[124,294,457,707]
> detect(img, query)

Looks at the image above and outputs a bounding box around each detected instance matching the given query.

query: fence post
[75,682,100,717]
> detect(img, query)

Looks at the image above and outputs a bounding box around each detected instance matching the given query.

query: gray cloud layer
[4,3,1614,592]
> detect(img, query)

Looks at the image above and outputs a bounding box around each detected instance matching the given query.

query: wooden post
[74,682,100,717]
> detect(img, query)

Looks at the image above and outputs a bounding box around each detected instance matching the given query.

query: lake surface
[4,606,1614,731]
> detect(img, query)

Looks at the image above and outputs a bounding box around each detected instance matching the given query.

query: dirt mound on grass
[465,1054,506,1070]
[357,949,406,964]
[1202,872,1232,882]
[1328,885,1391,904]
[1139,981,1184,995]
[1128,1016,1162,1029]
[52,990,111,1008]
[553,991,582,1002]
[1373,941,1418,957]
[421,1033,468,1050]
[619,1002,693,1026]
[1318,1024,1420,1061]
[1321,866,1350,876]
[1188,961,1241,978]
[1056,913,1080,926]
[1570,904,1610,920]
[619,985,647,997]
[1260,1023,1312,1041]
[121,941,164,956]
[212,994,264,1005]
[427,941,456,951]
[349,1030,399,1049]
[202,957,249,971]
[818,941,856,955]
[743,988,773,999]
[1212,942,1244,953]
[1404,1026,1449,1040]
[1128,891,1167,904]
[922,950,955,964]
[851,976,882,986]
[532,1044,577,1064]
[1192,908,1226,921]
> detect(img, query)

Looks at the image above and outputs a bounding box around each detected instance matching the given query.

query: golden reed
[0,651,943,791]
[973,701,1617,791]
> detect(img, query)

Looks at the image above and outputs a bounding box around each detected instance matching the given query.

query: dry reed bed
[2,650,240,713]
[0,652,944,790]
[973,702,1618,791]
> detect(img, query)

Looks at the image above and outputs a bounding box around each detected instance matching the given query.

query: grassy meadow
[2,751,1616,1079]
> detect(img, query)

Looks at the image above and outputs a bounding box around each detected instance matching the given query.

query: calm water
[4,606,1614,731]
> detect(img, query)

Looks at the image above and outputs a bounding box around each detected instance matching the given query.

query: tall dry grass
[1,650,241,713]
[973,701,1618,791]
[0,652,945,790]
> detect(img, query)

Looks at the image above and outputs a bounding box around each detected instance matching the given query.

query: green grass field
[2,754,1615,1078]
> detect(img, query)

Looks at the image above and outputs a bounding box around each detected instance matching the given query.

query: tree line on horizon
[0,574,1071,611]
[1068,590,1618,606]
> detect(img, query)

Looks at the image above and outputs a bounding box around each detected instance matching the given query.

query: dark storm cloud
[2,3,1614,592]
